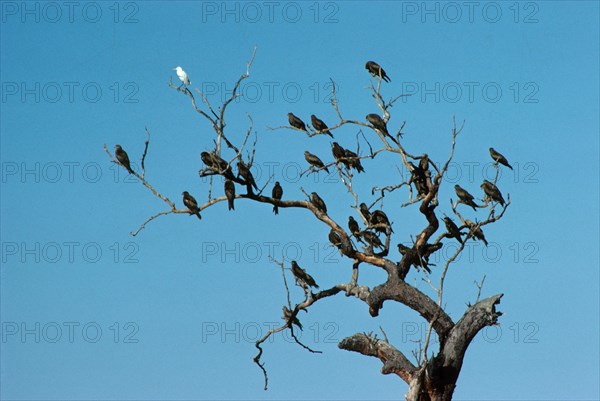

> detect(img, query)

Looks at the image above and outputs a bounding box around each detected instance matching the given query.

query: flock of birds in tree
[113,61,512,316]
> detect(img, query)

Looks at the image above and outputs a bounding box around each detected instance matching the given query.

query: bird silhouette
[182,191,201,219]
[481,180,505,206]
[366,113,389,135]
[237,160,257,190]
[489,148,513,170]
[465,220,488,246]
[443,216,463,244]
[224,179,235,210]
[304,151,330,173]
[365,61,391,82]
[291,260,319,289]
[288,113,307,131]
[272,181,283,215]
[311,115,334,137]
[115,145,134,175]
[454,184,479,211]
[310,192,327,213]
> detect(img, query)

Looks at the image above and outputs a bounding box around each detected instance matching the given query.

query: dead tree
[105,49,510,401]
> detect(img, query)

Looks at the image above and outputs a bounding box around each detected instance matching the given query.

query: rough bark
[339,294,503,401]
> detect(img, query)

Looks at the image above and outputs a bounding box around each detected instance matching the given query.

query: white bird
[173,66,191,85]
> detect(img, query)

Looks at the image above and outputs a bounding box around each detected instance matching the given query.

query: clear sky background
[1,1,599,400]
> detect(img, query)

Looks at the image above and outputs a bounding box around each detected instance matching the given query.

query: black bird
[272,181,283,215]
[331,142,349,168]
[489,148,513,170]
[200,151,213,167]
[481,180,505,206]
[282,306,303,330]
[115,145,134,174]
[288,113,307,131]
[224,179,235,210]
[304,151,330,173]
[366,114,389,135]
[310,192,327,213]
[349,216,365,244]
[182,191,201,219]
[201,151,232,177]
[397,243,432,274]
[361,230,383,249]
[408,162,428,197]
[466,220,488,246]
[454,184,479,211]
[348,216,360,236]
[237,160,257,190]
[291,260,319,289]
[329,229,343,250]
[359,202,371,222]
[370,210,393,234]
[311,115,334,137]
[365,61,391,82]
[443,216,463,244]
[344,148,365,173]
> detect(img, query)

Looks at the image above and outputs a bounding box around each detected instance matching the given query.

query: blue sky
[1,1,599,400]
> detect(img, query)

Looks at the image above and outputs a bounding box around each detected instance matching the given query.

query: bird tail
[326,131,334,138]
[383,75,391,83]
[273,205,279,215]
[228,199,235,211]
[195,212,202,220]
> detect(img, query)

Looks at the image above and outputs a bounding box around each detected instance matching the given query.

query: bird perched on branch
[366,113,389,135]
[304,151,330,173]
[454,184,479,211]
[291,260,319,289]
[481,180,505,206]
[344,148,365,173]
[310,192,327,213]
[365,61,391,82]
[329,229,343,250]
[115,145,134,175]
[397,243,431,273]
[408,162,429,197]
[311,115,334,137]
[361,230,383,249]
[288,113,307,131]
[237,160,257,190]
[465,220,488,246]
[489,148,513,170]
[173,66,191,86]
[201,151,233,178]
[182,191,201,219]
[348,216,360,236]
[359,202,371,222]
[272,181,283,215]
[370,210,393,234]
[443,216,463,244]
[397,243,441,273]
[331,142,348,168]
[224,179,235,211]
[282,306,303,330]
[348,216,365,244]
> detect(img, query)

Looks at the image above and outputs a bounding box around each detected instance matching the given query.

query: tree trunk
[339,294,503,401]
